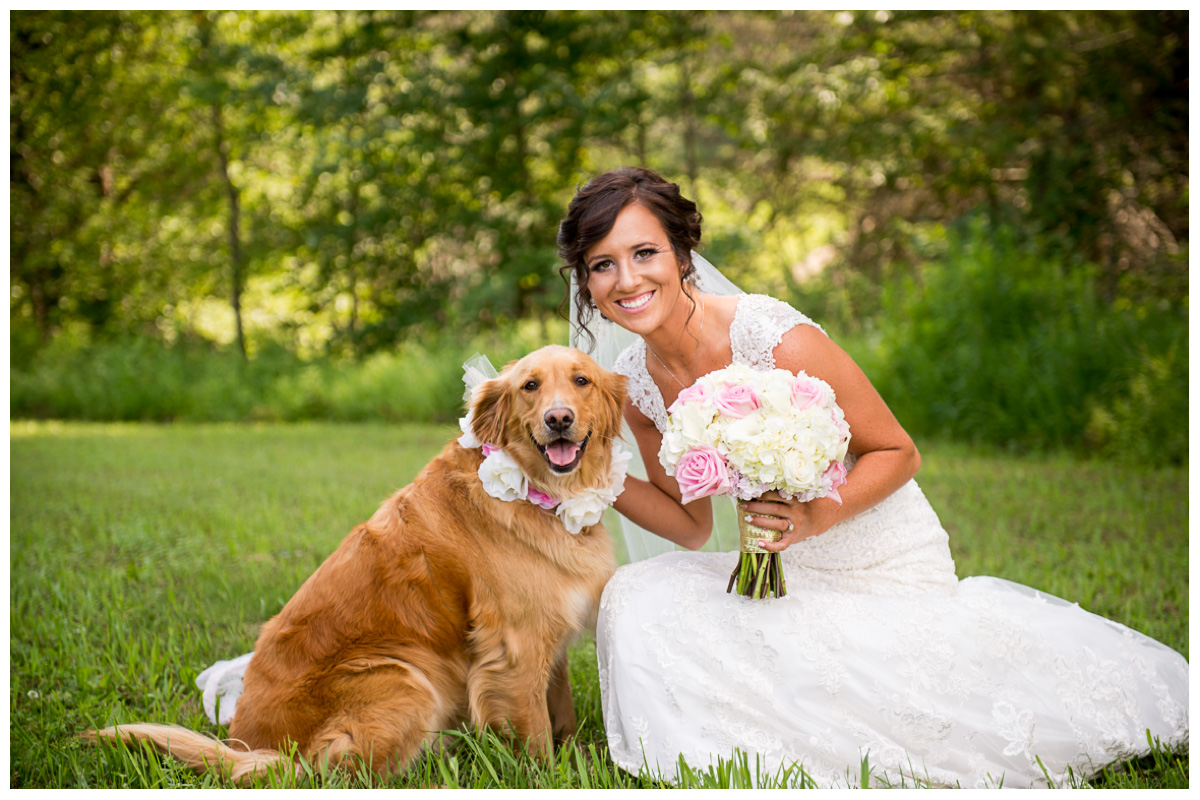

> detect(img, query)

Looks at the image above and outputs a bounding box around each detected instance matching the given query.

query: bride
[557,167,1188,788]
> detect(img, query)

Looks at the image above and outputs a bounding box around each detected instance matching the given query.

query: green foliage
[11,12,203,342]
[10,423,1187,788]
[1086,341,1188,465]
[863,220,1187,462]
[10,10,1187,356]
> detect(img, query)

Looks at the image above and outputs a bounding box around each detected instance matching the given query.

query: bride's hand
[738,491,835,552]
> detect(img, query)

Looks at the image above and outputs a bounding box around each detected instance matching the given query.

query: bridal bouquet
[658,364,851,598]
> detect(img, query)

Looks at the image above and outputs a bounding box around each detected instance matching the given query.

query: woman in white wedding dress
[557,167,1188,788]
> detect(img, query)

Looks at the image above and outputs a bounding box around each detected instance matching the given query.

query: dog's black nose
[544,407,575,432]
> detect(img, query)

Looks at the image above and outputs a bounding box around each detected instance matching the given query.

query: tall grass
[857,220,1187,463]
[10,422,1187,788]
[10,321,565,425]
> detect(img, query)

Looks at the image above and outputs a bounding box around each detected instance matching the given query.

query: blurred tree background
[9,10,1188,461]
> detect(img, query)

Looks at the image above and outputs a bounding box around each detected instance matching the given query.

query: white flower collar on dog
[456,352,632,535]
[458,412,632,534]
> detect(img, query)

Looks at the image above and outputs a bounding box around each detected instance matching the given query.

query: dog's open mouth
[533,432,590,474]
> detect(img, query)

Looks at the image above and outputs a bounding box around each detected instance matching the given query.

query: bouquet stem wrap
[727,513,787,598]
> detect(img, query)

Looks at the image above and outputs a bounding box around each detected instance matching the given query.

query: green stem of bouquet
[753,556,769,596]
[727,551,787,599]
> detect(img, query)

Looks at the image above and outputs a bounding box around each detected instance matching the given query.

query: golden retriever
[85,345,626,783]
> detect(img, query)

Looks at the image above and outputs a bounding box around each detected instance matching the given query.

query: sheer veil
[569,251,746,563]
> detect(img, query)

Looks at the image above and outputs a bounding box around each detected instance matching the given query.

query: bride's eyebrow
[619,241,661,255]
[587,241,661,266]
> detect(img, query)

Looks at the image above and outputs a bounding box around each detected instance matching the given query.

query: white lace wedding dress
[598,294,1188,788]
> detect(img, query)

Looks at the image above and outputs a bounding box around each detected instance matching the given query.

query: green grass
[10,422,1188,788]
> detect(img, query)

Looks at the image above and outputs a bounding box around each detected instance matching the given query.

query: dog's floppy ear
[596,369,628,441]
[471,377,511,446]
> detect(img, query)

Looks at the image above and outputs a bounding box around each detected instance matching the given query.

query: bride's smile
[614,290,654,312]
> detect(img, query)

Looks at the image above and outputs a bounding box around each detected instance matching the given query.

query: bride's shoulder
[734,293,824,335]
[728,293,826,370]
[739,292,813,317]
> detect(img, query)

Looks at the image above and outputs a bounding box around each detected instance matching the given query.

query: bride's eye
[635,248,659,260]
[589,259,613,273]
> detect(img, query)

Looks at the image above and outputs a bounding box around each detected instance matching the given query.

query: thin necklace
[647,300,706,390]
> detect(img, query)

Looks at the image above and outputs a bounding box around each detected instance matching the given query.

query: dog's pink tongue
[546,440,581,466]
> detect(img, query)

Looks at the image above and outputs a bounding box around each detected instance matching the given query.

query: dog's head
[470,345,627,495]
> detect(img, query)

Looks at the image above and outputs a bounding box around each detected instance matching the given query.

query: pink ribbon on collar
[526,487,560,510]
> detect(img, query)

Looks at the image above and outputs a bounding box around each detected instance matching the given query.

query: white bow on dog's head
[456,352,499,450]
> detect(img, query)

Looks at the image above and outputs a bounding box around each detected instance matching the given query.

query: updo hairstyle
[557,167,702,346]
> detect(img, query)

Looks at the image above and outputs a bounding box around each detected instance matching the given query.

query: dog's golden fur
[85,345,626,783]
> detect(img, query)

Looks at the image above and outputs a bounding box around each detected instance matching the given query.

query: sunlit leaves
[10,10,1186,360]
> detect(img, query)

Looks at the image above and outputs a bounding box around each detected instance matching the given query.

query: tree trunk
[680,53,699,203]
[211,102,247,360]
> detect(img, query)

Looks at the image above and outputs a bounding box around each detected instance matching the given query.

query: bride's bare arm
[743,324,920,550]
[612,399,713,550]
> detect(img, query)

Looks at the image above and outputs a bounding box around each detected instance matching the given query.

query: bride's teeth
[618,293,652,309]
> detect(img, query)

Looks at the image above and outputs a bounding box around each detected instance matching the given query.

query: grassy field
[9,421,1189,788]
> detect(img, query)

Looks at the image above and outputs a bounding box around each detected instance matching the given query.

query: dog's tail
[82,723,301,785]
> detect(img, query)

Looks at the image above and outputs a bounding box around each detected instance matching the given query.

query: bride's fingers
[740,511,796,552]
[738,500,790,518]
[741,511,790,532]
[757,535,792,553]
[757,521,799,551]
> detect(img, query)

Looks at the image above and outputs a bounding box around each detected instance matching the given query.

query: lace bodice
[613,294,824,432]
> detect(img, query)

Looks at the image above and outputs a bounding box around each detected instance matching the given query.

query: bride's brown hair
[557,167,703,348]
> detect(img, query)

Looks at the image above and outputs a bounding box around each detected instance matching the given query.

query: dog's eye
[574,376,591,387]
[523,380,538,392]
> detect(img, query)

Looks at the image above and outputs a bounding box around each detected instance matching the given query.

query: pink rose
[713,383,761,418]
[822,461,847,505]
[791,377,826,410]
[668,381,711,414]
[674,445,732,504]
